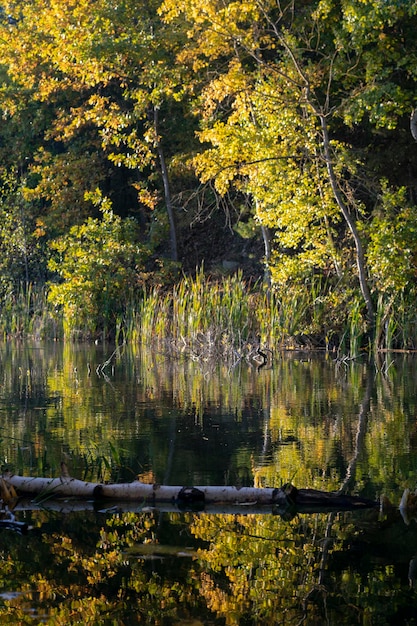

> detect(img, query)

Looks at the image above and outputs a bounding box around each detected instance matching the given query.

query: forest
[1,0,417,356]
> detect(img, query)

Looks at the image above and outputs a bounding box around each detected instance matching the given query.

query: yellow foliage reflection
[0,503,414,625]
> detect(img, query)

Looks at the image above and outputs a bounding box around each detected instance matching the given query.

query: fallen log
[1,471,378,512]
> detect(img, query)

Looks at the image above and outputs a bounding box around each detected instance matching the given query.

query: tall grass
[0,283,61,340]
[138,269,257,361]
[5,272,417,358]
[347,298,364,358]
[136,270,337,362]
[374,292,417,352]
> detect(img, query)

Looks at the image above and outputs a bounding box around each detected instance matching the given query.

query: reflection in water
[1,505,417,625]
[0,343,417,623]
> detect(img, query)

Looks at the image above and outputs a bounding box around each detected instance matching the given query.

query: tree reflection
[0,343,416,505]
[1,346,417,622]
[1,503,416,625]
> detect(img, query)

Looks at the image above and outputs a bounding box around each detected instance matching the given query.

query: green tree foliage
[160,0,417,344]
[0,0,188,269]
[0,183,42,296]
[19,0,188,253]
[366,183,417,295]
[48,192,151,339]
[0,0,417,347]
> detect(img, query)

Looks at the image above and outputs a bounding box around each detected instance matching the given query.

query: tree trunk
[337,371,373,496]
[154,105,178,262]
[270,31,375,332]
[319,115,375,330]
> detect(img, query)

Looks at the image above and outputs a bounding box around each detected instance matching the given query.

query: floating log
[1,471,378,512]
[2,475,99,499]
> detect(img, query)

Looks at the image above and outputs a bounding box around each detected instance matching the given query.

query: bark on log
[3,475,100,499]
[2,473,378,511]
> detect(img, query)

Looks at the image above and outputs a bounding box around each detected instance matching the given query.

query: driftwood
[1,469,378,513]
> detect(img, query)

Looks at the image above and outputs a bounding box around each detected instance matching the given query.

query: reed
[137,270,258,361]
[5,272,417,358]
[136,270,343,361]
[388,292,417,350]
[79,440,127,483]
[347,298,364,358]
[373,292,417,352]
[0,282,60,340]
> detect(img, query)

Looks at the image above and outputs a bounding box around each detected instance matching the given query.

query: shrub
[48,192,150,339]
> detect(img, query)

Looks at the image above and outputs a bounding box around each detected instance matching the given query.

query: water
[0,342,417,624]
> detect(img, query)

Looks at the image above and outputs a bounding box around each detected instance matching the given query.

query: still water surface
[0,342,417,624]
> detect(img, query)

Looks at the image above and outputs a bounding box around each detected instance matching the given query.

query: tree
[0,0,191,262]
[159,0,417,340]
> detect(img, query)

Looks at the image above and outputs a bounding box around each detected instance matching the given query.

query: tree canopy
[0,0,417,349]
